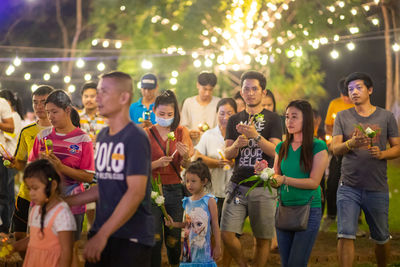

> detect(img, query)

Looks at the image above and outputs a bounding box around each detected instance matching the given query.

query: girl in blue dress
[165,159,221,266]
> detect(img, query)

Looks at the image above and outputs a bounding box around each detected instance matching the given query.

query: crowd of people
[0,69,397,267]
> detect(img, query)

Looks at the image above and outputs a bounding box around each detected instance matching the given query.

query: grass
[242,162,400,234]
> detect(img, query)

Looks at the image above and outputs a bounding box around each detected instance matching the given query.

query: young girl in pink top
[13,159,76,267]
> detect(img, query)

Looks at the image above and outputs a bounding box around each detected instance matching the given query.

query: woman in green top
[273,100,328,267]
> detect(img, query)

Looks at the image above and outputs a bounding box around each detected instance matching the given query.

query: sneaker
[356,228,367,237]
[320,217,335,232]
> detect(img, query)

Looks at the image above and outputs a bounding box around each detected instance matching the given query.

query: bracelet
[282,175,287,185]
[254,134,262,143]
[345,140,352,150]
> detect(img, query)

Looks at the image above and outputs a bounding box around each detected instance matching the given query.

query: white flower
[151,191,159,200]
[256,116,264,123]
[260,167,275,181]
[155,195,165,205]
[365,127,374,135]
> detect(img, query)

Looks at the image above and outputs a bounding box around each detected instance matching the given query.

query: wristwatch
[254,134,262,143]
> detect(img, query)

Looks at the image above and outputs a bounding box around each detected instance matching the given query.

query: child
[165,159,221,266]
[13,159,76,267]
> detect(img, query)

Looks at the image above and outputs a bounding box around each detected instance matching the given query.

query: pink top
[29,127,95,214]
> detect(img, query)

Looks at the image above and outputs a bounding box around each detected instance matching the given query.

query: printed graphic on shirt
[95,142,125,181]
[238,120,265,168]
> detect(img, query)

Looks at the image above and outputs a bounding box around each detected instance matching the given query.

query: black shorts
[85,232,152,267]
[11,196,30,233]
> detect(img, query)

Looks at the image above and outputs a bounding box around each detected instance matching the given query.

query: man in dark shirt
[221,71,282,267]
[67,71,154,266]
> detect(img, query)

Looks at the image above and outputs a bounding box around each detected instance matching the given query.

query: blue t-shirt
[92,122,154,246]
[129,98,156,124]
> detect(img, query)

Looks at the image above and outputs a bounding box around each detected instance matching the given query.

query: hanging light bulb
[330,49,339,59]
[51,65,59,73]
[347,42,356,51]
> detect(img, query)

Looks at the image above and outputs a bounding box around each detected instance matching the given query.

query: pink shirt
[29,127,95,214]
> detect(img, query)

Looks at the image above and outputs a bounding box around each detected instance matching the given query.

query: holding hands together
[236,123,258,139]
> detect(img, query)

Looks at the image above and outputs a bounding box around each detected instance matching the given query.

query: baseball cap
[140,73,158,89]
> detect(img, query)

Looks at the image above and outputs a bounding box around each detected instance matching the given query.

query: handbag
[275,190,314,231]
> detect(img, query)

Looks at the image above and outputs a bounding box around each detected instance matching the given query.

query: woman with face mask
[145,90,194,267]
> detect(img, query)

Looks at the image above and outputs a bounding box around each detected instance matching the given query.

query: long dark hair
[23,159,61,234]
[154,90,180,131]
[0,90,24,118]
[45,90,80,128]
[265,89,276,112]
[278,100,314,173]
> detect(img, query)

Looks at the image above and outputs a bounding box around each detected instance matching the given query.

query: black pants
[85,232,152,267]
[326,155,342,218]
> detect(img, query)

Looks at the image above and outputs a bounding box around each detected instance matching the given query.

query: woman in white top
[0,89,23,233]
[194,98,237,223]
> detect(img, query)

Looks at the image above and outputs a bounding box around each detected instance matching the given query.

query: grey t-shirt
[333,107,398,192]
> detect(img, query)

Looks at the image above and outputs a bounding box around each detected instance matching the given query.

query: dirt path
[159,231,400,266]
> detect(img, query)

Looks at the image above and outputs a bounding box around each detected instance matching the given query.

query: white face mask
[155,116,174,127]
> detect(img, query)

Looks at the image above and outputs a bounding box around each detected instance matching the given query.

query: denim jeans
[0,165,16,233]
[151,184,184,267]
[276,207,321,267]
[337,183,389,244]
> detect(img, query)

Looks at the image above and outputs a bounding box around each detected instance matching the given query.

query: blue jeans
[337,183,389,244]
[276,207,321,267]
[0,165,16,233]
[151,184,184,267]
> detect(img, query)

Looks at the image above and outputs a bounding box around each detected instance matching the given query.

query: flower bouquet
[354,124,380,147]
[166,132,176,156]
[151,174,172,227]
[239,160,277,196]
[0,234,22,263]
[197,122,210,132]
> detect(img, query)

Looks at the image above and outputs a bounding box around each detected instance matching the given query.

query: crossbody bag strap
[149,127,182,180]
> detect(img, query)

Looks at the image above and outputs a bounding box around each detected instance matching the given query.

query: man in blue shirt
[129,73,158,127]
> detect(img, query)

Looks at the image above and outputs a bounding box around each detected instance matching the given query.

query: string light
[31,84,38,92]
[5,65,15,76]
[349,27,359,34]
[171,24,179,31]
[51,64,59,73]
[347,42,356,51]
[372,18,379,25]
[337,1,345,8]
[169,78,177,85]
[333,35,340,42]
[13,57,22,66]
[120,5,126,11]
[43,73,51,81]
[393,43,400,52]
[327,6,335,12]
[171,71,179,77]
[141,60,152,69]
[204,59,213,67]
[193,59,201,68]
[97,62,106,71]
[67,84,76,93]
[115,41,122,49]
[64,76,71,83]
[24,73,31,80]
[102,40,109,48]
[351,8,357,15]
[84,73,92,81]
[91,39,98,46]
[363,5,370,11]
[330,49,339,59]
[76,58,85,68]
[340,15,345,20]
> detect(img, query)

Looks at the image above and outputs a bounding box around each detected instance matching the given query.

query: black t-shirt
[225,109,282,187]
[92,122,154,246]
